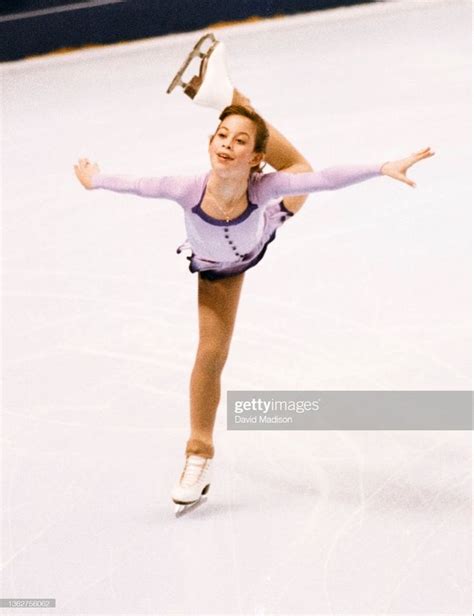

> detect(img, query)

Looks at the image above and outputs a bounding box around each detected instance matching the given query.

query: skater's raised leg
[166,36,313,215]
[232,89,313,214]
[185,271,245,459]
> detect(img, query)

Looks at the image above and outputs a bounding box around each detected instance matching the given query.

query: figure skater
[73,33,434,514]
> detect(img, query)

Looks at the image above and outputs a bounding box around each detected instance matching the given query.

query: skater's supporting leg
[186,272,245,459]
[232,90,313,214]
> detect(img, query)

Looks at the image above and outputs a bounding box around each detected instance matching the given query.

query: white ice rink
[1,0,472,614]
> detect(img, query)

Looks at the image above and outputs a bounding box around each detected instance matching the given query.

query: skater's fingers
[420,150,435,160]
[73,164,93,189]
[406,151,435,170]
[412,147,430,155]
[413,147,432,155]
[78,160,97,173]
[411,147,435,161]
[413,151,431,161]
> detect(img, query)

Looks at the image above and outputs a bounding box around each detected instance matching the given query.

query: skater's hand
[380,147,435,188]
[74,158,100,189]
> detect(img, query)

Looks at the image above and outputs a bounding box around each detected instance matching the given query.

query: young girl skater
[74,33,434,514]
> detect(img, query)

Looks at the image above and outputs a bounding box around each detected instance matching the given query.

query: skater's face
[209,115,264,177]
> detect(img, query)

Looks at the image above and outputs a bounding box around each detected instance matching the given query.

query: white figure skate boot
[172,454,212,515]
[166,32,233,111]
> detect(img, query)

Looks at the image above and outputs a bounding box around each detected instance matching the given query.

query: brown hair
[215,104,269,174]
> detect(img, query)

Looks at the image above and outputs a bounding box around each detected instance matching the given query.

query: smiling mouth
[217,153,234,161]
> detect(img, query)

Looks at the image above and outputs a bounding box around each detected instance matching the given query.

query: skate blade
[174,495,208,517]
[173,483,210,516]
[166,33,218,95]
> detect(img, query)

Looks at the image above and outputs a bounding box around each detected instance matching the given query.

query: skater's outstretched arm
[73,158,199,206]
[254,148,435,203]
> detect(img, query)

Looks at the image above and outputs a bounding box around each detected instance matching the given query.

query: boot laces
[180,455,208,488]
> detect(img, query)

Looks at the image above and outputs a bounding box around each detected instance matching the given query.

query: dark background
[1,0,377,62]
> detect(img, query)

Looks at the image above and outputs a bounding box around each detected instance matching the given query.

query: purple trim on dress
[191,179,258,227]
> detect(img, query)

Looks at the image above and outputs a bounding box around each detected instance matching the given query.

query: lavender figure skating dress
[91,164,383,280]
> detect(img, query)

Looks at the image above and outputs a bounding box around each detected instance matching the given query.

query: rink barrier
[0,0,378,62]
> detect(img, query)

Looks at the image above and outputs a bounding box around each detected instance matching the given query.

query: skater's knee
[288,158,313,174]
[195,343,230,373]
[282,193,309,215]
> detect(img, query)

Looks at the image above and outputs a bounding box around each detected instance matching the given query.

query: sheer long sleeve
[91,173,204,208]
[253,164,384,204]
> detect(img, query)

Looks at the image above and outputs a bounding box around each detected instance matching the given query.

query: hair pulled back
[217,104,269,174]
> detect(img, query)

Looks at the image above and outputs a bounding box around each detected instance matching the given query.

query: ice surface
[1,1,472,614]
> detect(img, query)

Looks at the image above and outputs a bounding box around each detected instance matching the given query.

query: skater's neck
[206,171,248,204]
